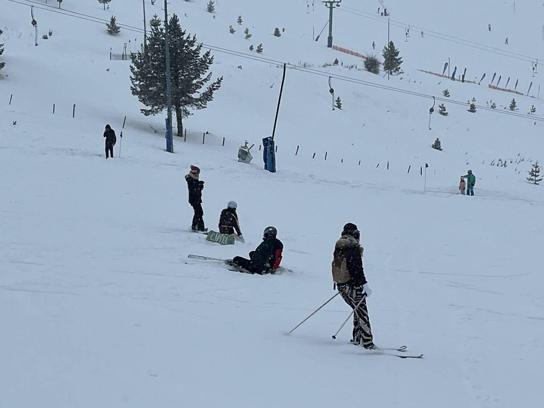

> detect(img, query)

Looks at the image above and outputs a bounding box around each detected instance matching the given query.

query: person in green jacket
[462,170,476,196]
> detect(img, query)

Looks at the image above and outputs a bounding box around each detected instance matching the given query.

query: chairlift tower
[323,1,341,48]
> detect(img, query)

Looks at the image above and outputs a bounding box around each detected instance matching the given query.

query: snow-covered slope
[1,1,543,407]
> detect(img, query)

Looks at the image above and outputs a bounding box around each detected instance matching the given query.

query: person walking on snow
[103,124,116,159]
[219,201,243,240]
[461,170,476,196]
[458,177,466,194]
[185,165,207,231]
[228,226,283,274]
[332,223,374,349]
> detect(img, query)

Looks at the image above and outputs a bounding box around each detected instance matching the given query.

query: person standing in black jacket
[185,165,206,231]
[103,124,116,159]
[219,201,242,239]
[331,223,374,349]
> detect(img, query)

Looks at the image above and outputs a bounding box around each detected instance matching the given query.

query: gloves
[363,283,372,297]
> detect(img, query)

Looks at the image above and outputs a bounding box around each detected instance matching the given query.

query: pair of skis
[364,345,423,359]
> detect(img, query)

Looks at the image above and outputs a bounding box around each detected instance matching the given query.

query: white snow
[1,0,544,407]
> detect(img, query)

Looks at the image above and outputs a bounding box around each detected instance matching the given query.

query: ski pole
[286,292,340,335]
[331,294,367,340]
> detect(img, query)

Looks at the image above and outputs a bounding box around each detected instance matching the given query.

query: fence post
[72,104,76,118]
[376,163,380,168]
[407,165,411,173]
[341,158,343,163]
[52,103,55,114]
[275,145,278,153]
[387,161,389,170]
[222,137,225,146]
[324,152,328,160]
[9,94,13,105]
[358,160,361,166]
[202,132,206,144]
[295,145,299,155]
[259,145,262,151]
[312,152,316,159]
[420,166,423,175]
[122,115,127,129]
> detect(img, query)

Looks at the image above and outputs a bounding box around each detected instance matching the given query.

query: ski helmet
[227,201,237,209]
[263,226,277,239]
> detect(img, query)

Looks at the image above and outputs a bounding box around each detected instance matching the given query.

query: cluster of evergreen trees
[130,14,222,137]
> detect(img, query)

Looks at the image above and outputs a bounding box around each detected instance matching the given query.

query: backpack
[331,239,352,284]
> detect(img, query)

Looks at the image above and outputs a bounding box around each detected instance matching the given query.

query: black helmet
[263,226,277,239]
[342,223,360,239]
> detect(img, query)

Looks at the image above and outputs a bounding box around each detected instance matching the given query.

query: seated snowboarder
[219,201,243,240]
[228,226,283,274]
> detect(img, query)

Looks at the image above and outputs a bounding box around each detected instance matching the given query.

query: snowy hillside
[1,1,544,407]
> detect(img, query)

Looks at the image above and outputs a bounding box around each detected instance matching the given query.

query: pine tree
[438,103,448,116]
[249,44,254,51]
[207,1,215,13]
[130,15,223,137]
[237,16,243,25]
[530,105,536,114]
[382,41,403,76]
[106,16,121,35]
[98,0,111,10]
[256,43,263,53]
[509,98,518,111]
[0,29,5,72]
[364,55,380,74]
[335,96,342,110]
[273,27,281,37]
[229,25,235,34]
[442,89,450,97]
[527,162,543,185]
[468,102,477,113]
[244,28,252,39]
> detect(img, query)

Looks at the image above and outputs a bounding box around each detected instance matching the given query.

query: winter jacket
[104,128,117,146]
[463,173,476,187]
[185,174,204,204]
[249,237,283,273]
[333,234,367,286]
[219,208,241,235]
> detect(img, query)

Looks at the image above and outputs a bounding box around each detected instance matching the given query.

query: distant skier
[331,223,374,349]
[219,201,243,240]
[228,226,283,274]
[458,177,466,195]
[185,165,207,231]
[103,124,116,159]
[488,23,492,31]
[461,170,476,196]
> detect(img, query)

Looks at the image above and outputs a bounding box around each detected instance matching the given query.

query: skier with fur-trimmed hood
[332,223,374,349]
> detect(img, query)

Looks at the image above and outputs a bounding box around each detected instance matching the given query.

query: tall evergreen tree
[509,98,518,111]
[130,15,223,137]
[527,162,543,185]
[382,41,403,76]
[98,0,111,10]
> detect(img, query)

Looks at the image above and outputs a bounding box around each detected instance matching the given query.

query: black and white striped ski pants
[338,284,373,347]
